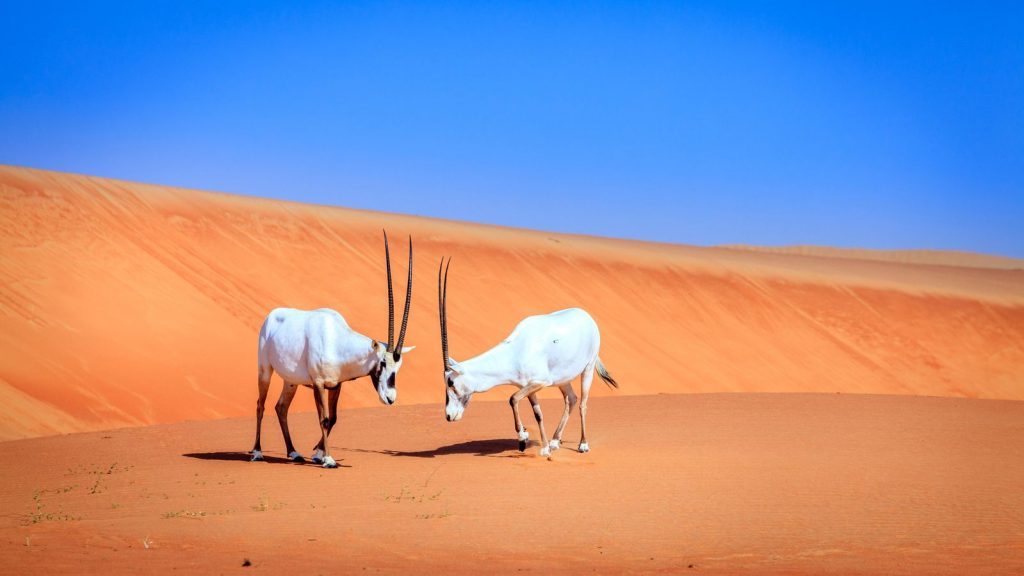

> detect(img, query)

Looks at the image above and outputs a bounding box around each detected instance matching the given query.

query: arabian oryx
[437,259,618,457]
[251,232,415,468]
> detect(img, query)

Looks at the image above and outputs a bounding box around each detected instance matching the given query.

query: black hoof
[518,440,527,452]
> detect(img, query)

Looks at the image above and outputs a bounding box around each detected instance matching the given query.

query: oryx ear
[401,346,416,354]
[448,358,465,375]
[372,340,384,354]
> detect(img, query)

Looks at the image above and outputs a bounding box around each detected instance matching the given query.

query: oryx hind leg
[578,362,596,453]
[549,383,577,451]
[275,383,303,462]
[252,365,273,461]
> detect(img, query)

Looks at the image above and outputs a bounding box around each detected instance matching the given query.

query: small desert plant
[251,494,270,512]
[251,494,284,512]
[88,463,118,495]
[415,503,451,520]
[161,510,207,519]
[28,490,79,524]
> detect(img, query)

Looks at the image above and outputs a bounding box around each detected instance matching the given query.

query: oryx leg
[251,366,272,461]
[527,392,552,457]
[311,389,324,463]
[549,383,578,451]
[275,383,304,462]
[314,383,337,468]
[312,386,341,464]
[509,382,545,453]
[579,363,595,453]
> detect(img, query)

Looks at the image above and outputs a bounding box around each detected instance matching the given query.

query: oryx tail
[595,357,618,389]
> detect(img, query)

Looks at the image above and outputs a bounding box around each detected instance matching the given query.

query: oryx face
[371,345,415,406]
[374,351,400,405]
[437,256,469,421]
[375,230,414,406]
[444,368,471,422]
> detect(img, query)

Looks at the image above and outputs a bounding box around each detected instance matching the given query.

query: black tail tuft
[596,357,619,389]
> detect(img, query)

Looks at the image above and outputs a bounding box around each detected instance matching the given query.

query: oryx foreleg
[509,382,545,453]
[527,392,552,457]
[549,383,577,451]
[312,386,341,464]
[275,383,303,461]
[314,383,337,468]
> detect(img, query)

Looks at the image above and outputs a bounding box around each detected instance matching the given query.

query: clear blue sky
[2,2,1021,256]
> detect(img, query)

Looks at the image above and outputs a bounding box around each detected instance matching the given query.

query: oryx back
[259,307,363,386]
[509,308,600,385]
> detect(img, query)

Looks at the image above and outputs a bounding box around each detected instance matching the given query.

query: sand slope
[1,165,1023,440]
[1,393,1022,575]
[720,244,1024,270]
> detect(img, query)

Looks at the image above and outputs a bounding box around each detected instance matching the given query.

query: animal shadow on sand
[345,438,532,459]
[182,451,351,468]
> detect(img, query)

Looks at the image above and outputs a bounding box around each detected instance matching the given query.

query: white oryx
[251,232,415,468]
[437,259,618,456]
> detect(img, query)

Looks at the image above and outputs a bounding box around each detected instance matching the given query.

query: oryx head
[370,231,415,406]
[438,258,471,421]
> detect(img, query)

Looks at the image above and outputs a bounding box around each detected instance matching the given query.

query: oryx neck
[460,344,516,393]
[356,335,385,378]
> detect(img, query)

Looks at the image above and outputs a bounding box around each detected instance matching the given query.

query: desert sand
[1,165,1022,441]
[2,165,1024,574]
[1,394,1022,574]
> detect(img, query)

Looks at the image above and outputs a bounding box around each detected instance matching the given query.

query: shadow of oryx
[341,438,543,459]
[182,451,352,467]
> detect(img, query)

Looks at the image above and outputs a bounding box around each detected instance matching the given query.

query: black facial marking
[388,372,396,389]
[370,360,385,387]
[393,351,401,362]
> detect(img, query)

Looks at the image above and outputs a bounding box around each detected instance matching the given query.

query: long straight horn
[438,257,449,370]
[395,236,413,351]
[439,257,451,370]
[384,230,395,351]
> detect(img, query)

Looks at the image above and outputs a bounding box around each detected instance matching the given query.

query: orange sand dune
[720,244,1024,270]
[1,394,1022,574]
[1,165,1023,440]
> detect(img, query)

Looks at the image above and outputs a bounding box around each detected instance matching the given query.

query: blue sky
[2,2,1021,256]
